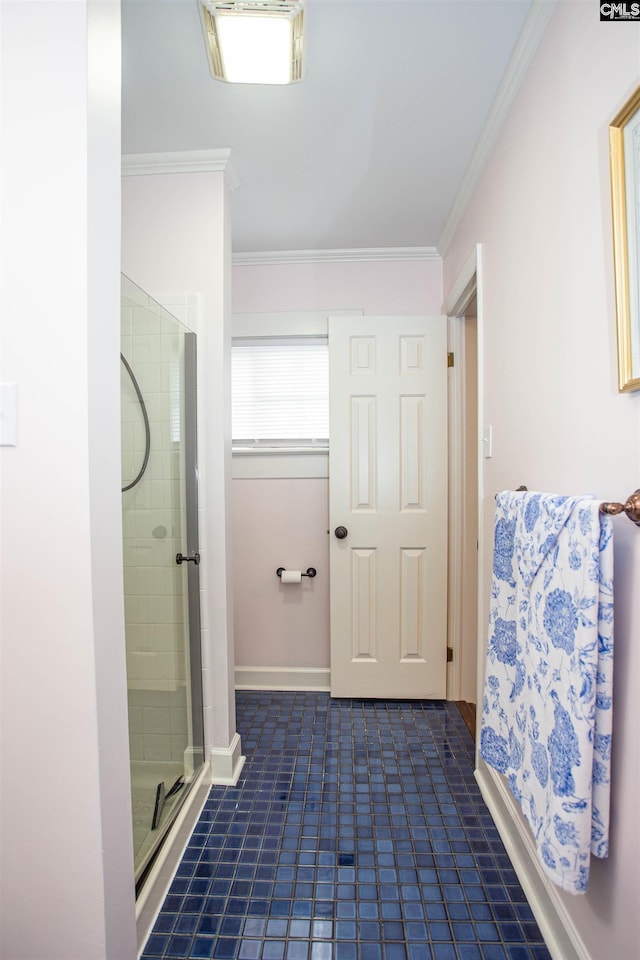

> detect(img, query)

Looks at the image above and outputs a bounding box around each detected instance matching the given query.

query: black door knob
[334,526,348,540]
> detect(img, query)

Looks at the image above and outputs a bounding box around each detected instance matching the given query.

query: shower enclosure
[120,275,205,890]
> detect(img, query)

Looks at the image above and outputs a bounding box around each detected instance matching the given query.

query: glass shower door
[120,275,205,889]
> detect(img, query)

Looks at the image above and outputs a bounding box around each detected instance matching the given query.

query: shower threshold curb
[136,762,210,958]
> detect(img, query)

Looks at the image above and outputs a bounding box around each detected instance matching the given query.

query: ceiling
[121,0,534,255]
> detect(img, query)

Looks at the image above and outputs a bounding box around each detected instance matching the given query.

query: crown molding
[121,149,241,189]
[232,246,440,266]
[437,0,557,258]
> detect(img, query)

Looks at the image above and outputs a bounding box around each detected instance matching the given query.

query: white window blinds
[232,337,329,448]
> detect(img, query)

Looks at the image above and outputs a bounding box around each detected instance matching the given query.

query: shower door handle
[176,552,200,565]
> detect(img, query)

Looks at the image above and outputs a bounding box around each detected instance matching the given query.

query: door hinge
[447,646,453,663]
[447,352,454,368]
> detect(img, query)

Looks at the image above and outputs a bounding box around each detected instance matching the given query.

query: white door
[329,315,448,699]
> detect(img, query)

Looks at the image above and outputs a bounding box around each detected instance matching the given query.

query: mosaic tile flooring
[142,693,551,960]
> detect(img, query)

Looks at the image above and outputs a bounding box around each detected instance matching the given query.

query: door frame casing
[442,244,484,722]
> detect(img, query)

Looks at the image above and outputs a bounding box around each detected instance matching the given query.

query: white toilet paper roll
[281,570,302,584]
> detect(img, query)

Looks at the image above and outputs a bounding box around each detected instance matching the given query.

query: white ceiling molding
[232,247,440,266]
[437,0,557,258]
[121,149,241,189]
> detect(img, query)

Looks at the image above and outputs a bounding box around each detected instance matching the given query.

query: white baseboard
[475,760,588,960]
[210,731,246,785]
[235,665,331,692]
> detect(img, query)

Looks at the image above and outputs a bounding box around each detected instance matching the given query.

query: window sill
[232,445,328,456]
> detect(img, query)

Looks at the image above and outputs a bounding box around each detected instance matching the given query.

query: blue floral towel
[480,491,614,894]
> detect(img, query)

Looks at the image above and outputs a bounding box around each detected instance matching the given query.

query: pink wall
[233,258,442,315]
[443,5,640,958]
[232,479,329,668]
[232,257,443,672]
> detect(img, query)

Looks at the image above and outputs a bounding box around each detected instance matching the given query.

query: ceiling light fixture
[200,1,304,85]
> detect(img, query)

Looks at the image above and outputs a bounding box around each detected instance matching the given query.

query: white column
[122,153,243,783]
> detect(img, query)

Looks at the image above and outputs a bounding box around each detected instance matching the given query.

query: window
[232,337,328,452]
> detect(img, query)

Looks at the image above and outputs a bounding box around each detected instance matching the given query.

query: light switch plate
[482,425,493,459]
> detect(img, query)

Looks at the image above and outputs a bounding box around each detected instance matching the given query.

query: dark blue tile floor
[141,692,551,960]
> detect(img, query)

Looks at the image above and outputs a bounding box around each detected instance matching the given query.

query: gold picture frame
[610,85,640,392]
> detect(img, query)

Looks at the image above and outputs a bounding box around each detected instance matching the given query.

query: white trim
[437,0,557,257]
[232,247,440,266]
[443,245,482,707]
[235,665,331,691]
[446,315,464,701]
[136,763,211,957]
[209,731,246,785]
[474,245,486,761]
[122,149,241,190]
[442,244,486,726]
[441,244,480,318]
[233,444,328,454]
[232,451,329,479]
[476,761,587,960]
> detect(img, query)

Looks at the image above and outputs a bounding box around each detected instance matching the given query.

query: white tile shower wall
[122,302,189,765]
[127,688,190,763]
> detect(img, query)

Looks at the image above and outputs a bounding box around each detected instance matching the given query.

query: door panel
[329,315,447,699]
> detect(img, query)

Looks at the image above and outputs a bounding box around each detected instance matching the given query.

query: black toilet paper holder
[276,567,317,578]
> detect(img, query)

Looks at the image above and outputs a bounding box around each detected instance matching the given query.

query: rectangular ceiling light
[200,1,304,85]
